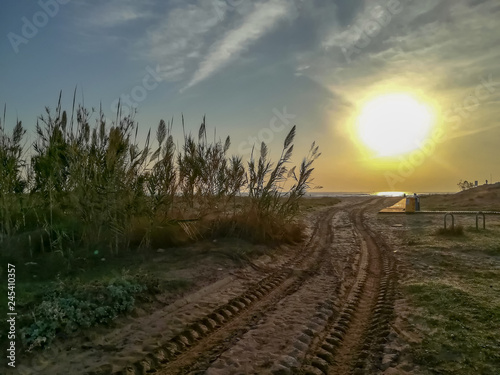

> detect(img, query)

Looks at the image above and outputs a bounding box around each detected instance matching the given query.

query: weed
[435,225,464,236]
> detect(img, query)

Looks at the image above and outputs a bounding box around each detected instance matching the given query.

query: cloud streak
[146,0,227,83]
[74,0,156,28]
[182,0,291,91]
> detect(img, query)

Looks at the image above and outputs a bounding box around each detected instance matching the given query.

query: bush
[1,93,320,264]
[19,277,146,350]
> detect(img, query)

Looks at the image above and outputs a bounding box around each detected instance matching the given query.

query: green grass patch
[406,282,500,375]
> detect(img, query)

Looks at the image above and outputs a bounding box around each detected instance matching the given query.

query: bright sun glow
[357,93,434,157]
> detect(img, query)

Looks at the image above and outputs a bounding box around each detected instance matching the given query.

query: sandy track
[17,198,399,375]
[16,243,297,375]
[195,206,341,374]
[152,198,394,375]
[299,199,398,374]
[154,206,339,375]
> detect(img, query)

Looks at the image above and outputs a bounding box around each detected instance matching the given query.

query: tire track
[108,207,338,375]
[196,199,376,374]
[198,206,340,374]
[301,198,397,375]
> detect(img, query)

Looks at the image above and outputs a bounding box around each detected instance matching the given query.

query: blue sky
[1,0,500,192]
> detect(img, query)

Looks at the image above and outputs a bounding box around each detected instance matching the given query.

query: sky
[1,0,499,193]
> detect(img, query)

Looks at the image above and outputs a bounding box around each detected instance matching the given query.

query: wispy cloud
[71,0,292,88]
[146,0,228,83]
[301,1,500,88]
[182,0,291,91]
[73,0,155,28]
[92,7,148,28]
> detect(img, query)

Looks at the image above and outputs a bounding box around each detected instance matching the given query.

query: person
[414,193,420,211]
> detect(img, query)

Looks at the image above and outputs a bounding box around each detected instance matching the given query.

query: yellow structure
[405,197,416,213]
[379,196,419,214]
[379,198,406,213]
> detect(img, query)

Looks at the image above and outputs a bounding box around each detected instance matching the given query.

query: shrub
[19,277,146,350]
[1,92,320,262]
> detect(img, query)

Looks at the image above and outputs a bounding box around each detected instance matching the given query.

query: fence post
[476,212,486,230]
[444,213,455,230]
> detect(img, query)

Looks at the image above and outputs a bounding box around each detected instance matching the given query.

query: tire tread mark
[111,207,338,375]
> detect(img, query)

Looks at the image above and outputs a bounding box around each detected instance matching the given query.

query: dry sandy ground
[11,197,429,375]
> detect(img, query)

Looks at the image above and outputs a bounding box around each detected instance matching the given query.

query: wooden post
[476,212,486,230]
[444,213,455,230]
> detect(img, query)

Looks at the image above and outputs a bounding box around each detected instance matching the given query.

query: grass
[392,213,500,374]
[420,184,500,212]
[1,93,320,259]
[407,282,500,375]
[0,92,323,353]
[435,224,464,236]
[0,92,322,262]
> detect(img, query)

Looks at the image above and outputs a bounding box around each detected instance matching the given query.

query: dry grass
[435,225,465,236]
[421,183,500,212]
[0,93,320,269]
[378,197,500,374]
[0,92,325,355]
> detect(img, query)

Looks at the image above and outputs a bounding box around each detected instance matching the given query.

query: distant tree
[457,180,474,191]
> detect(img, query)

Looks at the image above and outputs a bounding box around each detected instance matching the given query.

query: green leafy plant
[20,277,146,350]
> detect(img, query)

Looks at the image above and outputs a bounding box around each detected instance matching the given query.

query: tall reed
[0,105,27,240]
[0,93,321,262]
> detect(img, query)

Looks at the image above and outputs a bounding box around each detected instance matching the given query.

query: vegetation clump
[19,276,148,351]
[0,92,320,265]
[0,92,322,350]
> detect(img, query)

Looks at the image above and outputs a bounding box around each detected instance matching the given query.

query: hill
[421,183,500,211]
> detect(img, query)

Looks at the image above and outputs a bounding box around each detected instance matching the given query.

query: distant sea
[306,192,454,198]
[306,192,371,198]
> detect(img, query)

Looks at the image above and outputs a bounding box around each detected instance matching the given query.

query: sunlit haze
[357,94,434,157]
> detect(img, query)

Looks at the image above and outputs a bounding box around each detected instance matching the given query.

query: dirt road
[18,197,400,375]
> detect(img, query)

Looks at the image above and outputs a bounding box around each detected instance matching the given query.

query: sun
[357,93,434,157]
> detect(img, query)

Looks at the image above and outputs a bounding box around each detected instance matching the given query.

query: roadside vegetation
[382,212,500,374]
[0,92,322,351]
